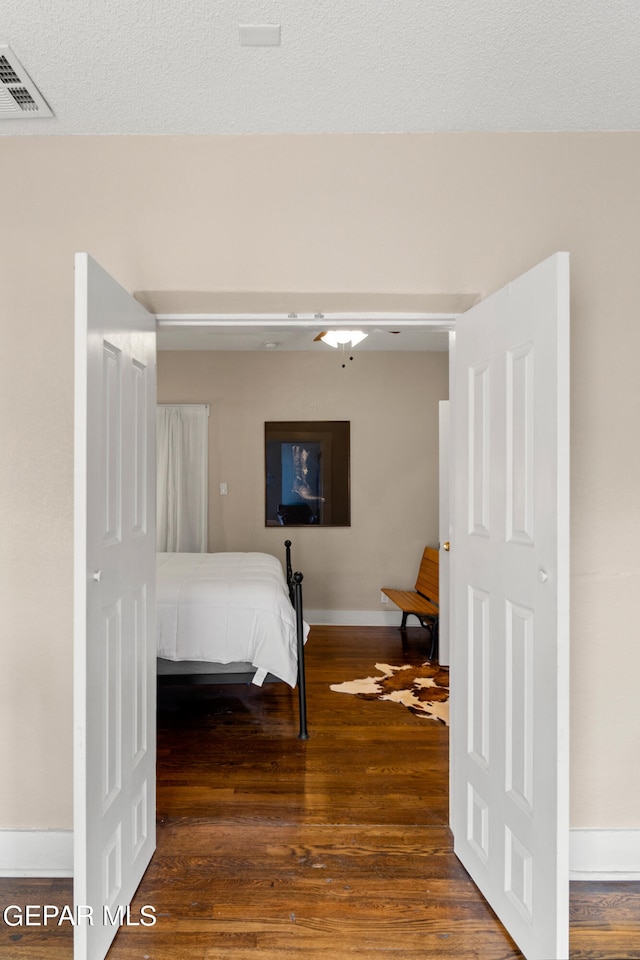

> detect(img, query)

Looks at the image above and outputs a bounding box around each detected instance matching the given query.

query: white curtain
[156,404,209,552]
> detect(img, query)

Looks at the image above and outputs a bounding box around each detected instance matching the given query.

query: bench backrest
[415,547,439,604]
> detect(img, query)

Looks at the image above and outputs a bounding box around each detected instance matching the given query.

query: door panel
[74,253,157,960]
[450,253,570,960]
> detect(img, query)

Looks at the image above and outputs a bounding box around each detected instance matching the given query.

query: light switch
[219,482,228,495]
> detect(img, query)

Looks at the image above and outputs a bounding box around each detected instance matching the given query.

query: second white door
[450,253,570,960]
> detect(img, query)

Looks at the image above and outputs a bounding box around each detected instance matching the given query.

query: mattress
[156,551,308,687]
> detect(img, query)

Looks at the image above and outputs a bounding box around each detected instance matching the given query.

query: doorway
[76,254,569,960]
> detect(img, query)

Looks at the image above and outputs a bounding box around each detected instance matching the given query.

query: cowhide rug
[330,661,449,725]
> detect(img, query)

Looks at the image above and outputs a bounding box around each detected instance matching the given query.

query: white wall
[1,132,639,830]
[157,349,448,612]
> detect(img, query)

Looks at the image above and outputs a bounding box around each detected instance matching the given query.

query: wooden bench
[382,547,439,659]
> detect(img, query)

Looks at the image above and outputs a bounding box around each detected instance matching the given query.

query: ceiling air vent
[0,45,53,119]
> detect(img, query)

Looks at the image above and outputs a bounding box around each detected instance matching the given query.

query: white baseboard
[0,830,73,878]
[305,609,401,627]
[1,820,635,884]
[570,829,640,880]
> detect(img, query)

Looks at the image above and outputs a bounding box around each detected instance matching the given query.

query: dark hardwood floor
[1,625,639,958]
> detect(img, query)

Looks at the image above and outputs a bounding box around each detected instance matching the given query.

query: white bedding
[156,551,308,687]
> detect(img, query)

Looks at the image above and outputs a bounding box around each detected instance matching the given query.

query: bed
[156,540,309,738]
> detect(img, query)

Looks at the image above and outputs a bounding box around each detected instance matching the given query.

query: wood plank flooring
[2,625,639,958]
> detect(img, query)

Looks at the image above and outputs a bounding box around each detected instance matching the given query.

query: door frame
[75,290,569,957]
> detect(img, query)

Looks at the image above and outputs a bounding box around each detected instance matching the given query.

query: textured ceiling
[2,0,640,136]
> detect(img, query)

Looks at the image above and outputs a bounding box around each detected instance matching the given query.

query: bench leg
[428,616,439,662]
[400,612,439,662]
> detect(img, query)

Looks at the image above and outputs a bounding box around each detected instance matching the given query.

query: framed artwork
[265,421,350,526]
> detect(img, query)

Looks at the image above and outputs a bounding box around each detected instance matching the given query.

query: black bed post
[284,540,294,603]
[293,572,309,740]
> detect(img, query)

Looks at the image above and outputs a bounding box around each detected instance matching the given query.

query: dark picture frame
[265,421,350,526]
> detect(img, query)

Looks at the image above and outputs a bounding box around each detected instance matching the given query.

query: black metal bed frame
[157,539,309,740]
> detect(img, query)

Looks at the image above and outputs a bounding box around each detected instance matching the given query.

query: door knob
[92,570,103,582]
[442,541,450,552]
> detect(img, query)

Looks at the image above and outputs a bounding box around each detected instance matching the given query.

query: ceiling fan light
[320,329,368,348]
[320,330,349,347]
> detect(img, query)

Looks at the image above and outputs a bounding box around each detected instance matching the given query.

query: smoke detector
[0,45,53,120]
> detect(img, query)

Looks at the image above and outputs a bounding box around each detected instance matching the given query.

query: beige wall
[1,132,639,831]
[157,350,448,610]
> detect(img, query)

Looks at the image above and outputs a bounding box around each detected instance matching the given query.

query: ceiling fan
[313,329,401,347]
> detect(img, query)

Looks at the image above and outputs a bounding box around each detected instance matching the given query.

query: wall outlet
[219,482,228,495]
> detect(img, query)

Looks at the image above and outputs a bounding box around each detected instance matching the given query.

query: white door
[450,253,570,960]
[438,400,450,666]
[74,253,157,960]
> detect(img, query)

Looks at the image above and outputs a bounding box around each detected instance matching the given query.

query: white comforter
[156,552,307,687]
